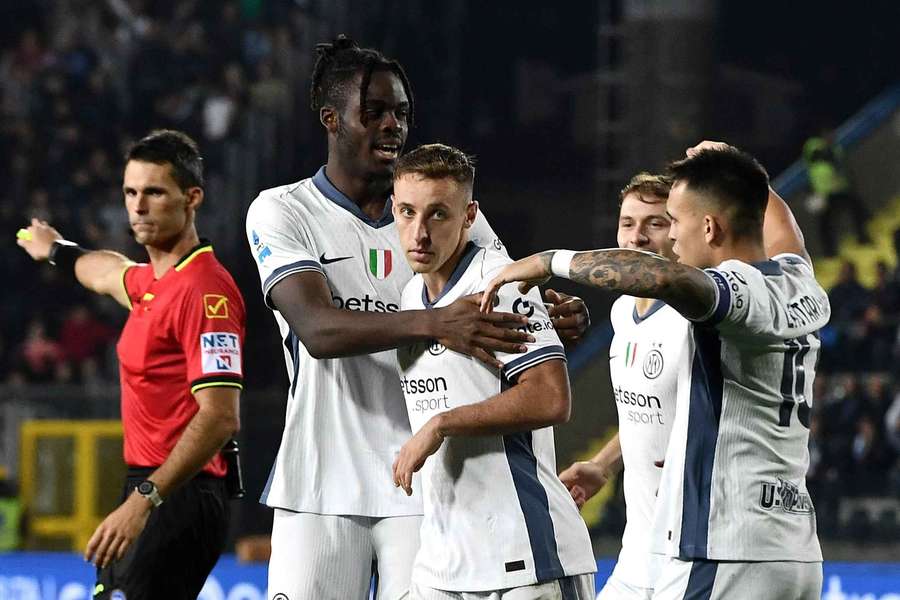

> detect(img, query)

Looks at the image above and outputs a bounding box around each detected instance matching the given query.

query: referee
[17,130,245,599]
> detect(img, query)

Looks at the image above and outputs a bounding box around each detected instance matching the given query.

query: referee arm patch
[199,331,243,376]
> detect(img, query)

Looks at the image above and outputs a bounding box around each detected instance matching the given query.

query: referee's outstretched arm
[17,217,134,309]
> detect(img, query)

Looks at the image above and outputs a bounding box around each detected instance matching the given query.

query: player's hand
[686,140,732,158]
[434,293,533,369]
[479,253,553,313]
[544,289,590,343]
[84,490,152,567]
[16,218,62,261]
[392,417,445,496]
[559,461,611,508]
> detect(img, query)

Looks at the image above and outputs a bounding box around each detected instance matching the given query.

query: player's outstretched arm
[16,219,133,309]
[559,434,623,508]
[84,386,239,567]
[480,249,716,322]
[686,141,810,264]
[270,272,533,368]
[392,359,569,495]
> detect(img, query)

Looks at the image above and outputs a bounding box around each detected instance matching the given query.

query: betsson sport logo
[331,293,398,312]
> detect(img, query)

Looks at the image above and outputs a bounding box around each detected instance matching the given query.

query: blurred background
[0,0,898,596]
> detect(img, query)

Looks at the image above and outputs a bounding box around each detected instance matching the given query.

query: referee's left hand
[85,491,152,567]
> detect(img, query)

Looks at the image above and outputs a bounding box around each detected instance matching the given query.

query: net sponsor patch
[200,332,242,375]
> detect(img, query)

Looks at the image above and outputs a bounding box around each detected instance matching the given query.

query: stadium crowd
[1,2,897,544]
[1,1,306,387]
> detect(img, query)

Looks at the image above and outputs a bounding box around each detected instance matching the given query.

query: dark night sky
[719,0,900,125]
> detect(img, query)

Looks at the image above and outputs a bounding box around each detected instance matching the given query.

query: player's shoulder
[478,245,511,279]
[401,273,426,309]
[248,177,317,219]
[610,295,635,323]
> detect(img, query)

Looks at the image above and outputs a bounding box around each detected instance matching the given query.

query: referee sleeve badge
[199,332,242,375]
[204,294,230,319]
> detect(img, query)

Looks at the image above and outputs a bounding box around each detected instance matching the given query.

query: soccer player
[481,145,827,600]
[558,173,685,600]
[16,130,244,600]
[245,37,589,600]
[391,143,596,599]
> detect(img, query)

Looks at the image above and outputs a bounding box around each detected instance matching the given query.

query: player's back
[653,253,830,562]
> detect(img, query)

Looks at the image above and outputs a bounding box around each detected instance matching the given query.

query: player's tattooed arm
[481,249,716,321]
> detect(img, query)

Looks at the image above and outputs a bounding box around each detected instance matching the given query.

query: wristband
[48,240,86,272]
[550,250,576,278]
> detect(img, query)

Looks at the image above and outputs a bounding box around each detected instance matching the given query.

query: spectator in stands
[803,130,870,256]
[58,304,116,375]
[872,260,900,319]
[850,413,892,495]
[829,261,870,322]
[18,319,63,382]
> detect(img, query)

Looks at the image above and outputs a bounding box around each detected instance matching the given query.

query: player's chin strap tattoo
[547,249,717,321]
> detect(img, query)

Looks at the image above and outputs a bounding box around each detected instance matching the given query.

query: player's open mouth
[373,143,400,160]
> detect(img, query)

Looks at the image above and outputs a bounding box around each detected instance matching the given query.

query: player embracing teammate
[483,142,828,600]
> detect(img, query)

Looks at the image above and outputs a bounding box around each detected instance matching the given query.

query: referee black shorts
[93,467,230,600]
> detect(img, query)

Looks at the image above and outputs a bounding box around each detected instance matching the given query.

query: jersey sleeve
[245,192,324,309]
[483,271,566,382]
[122,263,149,311]
[469,210,509,258]
[693,259,779,336]
[176,275,246,395]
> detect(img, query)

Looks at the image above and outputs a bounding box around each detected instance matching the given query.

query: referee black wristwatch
[136,480,164,508]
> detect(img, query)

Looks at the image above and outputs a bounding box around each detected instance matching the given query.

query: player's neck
[712,237,767,267]
[145,227,201,279]
[634,296,657,316]
[423,238,471,302]
[324,160,392,221]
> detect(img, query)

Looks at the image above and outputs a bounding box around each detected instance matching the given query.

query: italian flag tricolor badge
[369,248,393,279]
[625,342,638,367]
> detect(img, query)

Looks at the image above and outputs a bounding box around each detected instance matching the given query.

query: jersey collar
[751,260,783,276]
[632,299,667,324]
[312,166,395,229]
[422,242,482,309]
[173,239,214,272]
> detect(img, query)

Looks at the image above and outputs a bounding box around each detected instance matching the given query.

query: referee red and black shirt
[116,240,245,477]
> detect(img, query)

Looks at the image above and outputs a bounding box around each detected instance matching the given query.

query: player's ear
[704,214,724,246]
[186,186,204,210]
[464,200,478,228]
[320,107,338,133]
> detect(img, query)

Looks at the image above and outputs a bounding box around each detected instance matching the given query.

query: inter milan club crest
[369,248,392,279]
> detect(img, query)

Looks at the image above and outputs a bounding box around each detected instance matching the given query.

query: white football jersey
[245,167,504,516]
[607,296,687,589]
[651,253,829,562]
[397,243,596,592]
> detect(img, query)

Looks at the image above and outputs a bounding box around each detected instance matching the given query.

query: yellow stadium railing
[20,420,125,551]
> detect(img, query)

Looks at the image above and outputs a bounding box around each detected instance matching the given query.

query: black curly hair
[309,35,414,126]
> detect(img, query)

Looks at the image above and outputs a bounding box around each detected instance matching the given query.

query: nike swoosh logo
[319,254,353,265]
